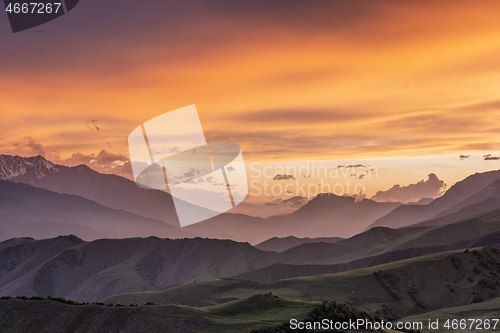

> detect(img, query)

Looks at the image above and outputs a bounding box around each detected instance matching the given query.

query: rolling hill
[233,227,500,284]
[107,246,500,320]
[401,296,500,332]
[0,236,283,302]
[4,207,500,303]
[0,294,384,333]
[254,236,344,253]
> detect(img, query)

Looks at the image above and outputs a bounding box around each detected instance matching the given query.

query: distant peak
[311,193,355,202]
[0,154,56,180]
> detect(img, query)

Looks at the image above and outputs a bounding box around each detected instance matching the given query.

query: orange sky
[2,0,500,197]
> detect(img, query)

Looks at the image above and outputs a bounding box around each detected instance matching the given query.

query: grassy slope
[234,217,500,283]
[0,294,399,333]
[232,236,480,283]
[401,296,500,332]
[0,294,317,333]
[107,246,500,320]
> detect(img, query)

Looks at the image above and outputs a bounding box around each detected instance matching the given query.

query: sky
[2,0,500,203]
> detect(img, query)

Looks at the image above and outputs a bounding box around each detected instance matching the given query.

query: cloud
[4,0,500,170]
[109,160,133,176]
[95,150,128,165]
[8,136,60,161]
[2,136,138,179]
[64,152,93,165]
[273,174,295,181]
[64,149,128,166]
[180,168,202,178]
[234,108,377,124]
[371,173,446,203]
[337,164,365,169]
[62,149,132,178]
[460,154,470,160]
[484,154,500,161]
[25,137,46,155]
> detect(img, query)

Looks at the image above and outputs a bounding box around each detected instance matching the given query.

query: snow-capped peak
[0,155,57,180]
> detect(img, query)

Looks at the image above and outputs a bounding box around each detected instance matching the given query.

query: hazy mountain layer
[0,180,190,241]
[3,208,500,303]
[367,169,500,229]
[186,194,401,243]
[0,155,214,226]
[0,155,404,242]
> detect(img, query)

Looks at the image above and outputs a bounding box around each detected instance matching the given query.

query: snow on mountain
[0,154,57,180]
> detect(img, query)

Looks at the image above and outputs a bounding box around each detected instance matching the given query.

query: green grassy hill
[107,246,500,320]
[401,296,500,332]
[0,294,343,333]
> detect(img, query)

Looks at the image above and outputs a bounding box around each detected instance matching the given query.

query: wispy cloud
[273,174,295,181]
[484,154,500,161]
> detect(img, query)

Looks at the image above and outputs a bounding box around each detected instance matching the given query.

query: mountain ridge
[366,169,500,229]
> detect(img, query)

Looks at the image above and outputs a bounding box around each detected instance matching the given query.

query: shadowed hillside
[107,247,500,320]
[4,208,500,303]
[0,294,376,333]
[254,236,343,253]
[0,236,280,302]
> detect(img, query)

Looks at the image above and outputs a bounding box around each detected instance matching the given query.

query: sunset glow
[2,0,500,198]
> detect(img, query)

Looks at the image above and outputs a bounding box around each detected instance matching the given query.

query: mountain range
[3,154,500,244]
[0,155,401,243]
[3,154,500,331]
[0,154,214,227]
[366,169,500,229]
[3,208,500,303]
